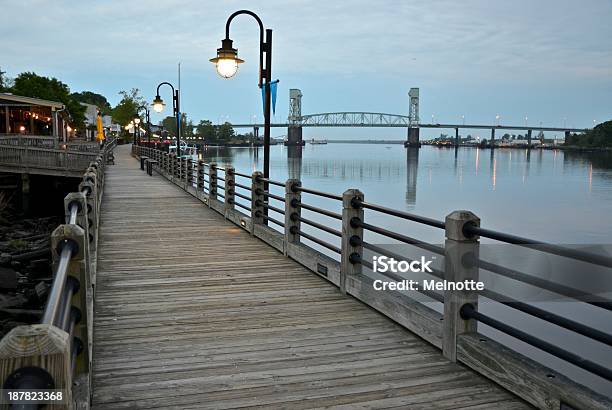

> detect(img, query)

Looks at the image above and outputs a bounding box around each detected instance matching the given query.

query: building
[0,93,71,141]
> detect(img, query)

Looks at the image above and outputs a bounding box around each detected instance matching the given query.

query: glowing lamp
[210,39,244,78]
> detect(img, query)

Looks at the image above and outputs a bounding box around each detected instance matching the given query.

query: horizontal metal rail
[261,213,285,227]
[461,303,612,382]
[357,220,445,255]
[296,215,342,237]
[257,176,285,187]
[233,170,252,178]
[295,186,342,201]
[464,223,612,269]
[233,201,251,212]
[263,202,285,215]
[292,227,341,254]
[481,289,612,347]
[298,201,342,220]
[234,191,251,201]
[358,200,446,229]
[261,191,285,202]
[234,182,252,191]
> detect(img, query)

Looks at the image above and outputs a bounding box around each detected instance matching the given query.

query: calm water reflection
[201,143,612,243]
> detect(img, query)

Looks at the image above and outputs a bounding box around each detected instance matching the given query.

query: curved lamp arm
[156,81,175,96]
[225,10,265,87]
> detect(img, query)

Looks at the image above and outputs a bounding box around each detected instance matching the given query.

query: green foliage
[566,120,612,148]
[181,113,194,139]
[0,67,7,92]
[111,88,145,127]
[9,72,86,127]
[161,116,177,137]
[71,91,112,115]
[195,120,216,142]
[217,122,235,142]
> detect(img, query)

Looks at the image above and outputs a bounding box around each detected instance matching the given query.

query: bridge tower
[286,89,304,146]
[406,88,420,147]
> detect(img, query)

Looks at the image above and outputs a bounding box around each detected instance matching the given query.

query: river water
[200,143,612,397]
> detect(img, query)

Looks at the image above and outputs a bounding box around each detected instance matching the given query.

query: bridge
[0,144,610,409]
[228,88,589,147]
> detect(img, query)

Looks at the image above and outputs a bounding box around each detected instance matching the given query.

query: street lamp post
[132,113,141,145]
[210,9,274,180]
[136,105,151,146]
[152,82,181,156]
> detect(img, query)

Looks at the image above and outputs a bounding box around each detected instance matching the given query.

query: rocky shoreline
[0,213,60,338]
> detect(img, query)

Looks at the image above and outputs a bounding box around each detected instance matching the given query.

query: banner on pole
[261,79,280,116]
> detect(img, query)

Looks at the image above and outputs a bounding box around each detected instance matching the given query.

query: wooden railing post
[225,166,235,215]
[284,179,301,254]
[209,162,218,202]
[197,160,205,193]
[181,157,188,187]
[187,158,194,189]
[251,171,264,235]
[341,189,364,294]
[443,210,480,362]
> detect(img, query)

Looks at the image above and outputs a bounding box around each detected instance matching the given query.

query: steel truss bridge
[229,112,587,133]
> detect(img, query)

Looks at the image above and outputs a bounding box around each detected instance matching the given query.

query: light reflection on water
[200,143,612,396]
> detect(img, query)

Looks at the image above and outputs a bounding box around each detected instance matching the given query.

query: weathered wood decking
[91,145,530,409]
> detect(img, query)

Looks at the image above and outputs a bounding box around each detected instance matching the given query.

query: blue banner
[261,80,280,116]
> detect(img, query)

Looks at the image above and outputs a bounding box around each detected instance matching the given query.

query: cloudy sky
[2,0,611,138]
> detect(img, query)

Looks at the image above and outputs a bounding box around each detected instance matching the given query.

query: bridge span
[226,88,588,147]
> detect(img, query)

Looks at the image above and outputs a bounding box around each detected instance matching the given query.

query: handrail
[135,144,612,409]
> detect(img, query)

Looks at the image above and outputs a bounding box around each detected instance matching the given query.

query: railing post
[197,160,205,193]
[251,171,264,235]
[284,179,301,254]
[187,158,194,189]
[209,162,218,202]
[181,157,188,187]
[443,210,480,362]
[51,224,91,381]
[341,189,364,294]
[225,166,235,215]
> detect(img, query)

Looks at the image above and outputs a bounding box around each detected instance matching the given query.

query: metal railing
[0,139,115,407]
[134,145,612,409]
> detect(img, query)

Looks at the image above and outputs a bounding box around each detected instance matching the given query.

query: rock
[0,266,18,290]
[26,258,52,278]
[34,281,49,301]
[0,252,11,266]
[0,293,27,309]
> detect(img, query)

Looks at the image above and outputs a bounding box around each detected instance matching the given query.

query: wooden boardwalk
[91,145,530,409]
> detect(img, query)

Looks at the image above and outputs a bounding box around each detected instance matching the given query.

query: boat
[309,138,328,145]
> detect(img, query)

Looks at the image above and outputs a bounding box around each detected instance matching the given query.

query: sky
[2,0,611,139]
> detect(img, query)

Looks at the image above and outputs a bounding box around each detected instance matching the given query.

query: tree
[9,72,85,126]
[566,120,612,148]
[217,122,235,142]
[111,88,145,127]
[161,116,177,137]
[71,91,112,115]
[195,120,217,142]
[181,113,194,139]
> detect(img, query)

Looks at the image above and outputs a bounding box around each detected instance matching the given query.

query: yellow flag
[96,112,105,141]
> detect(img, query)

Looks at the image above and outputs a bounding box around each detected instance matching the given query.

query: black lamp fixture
[211,9,273,179]
[152,82,181,156]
